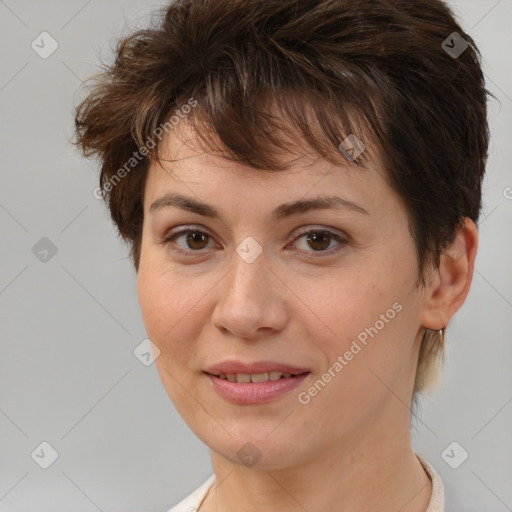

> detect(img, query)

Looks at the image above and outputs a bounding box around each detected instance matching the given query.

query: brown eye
[161,229,214,254]
[305,231,332,251]
[291,228,348,258]
[182,231,210,250]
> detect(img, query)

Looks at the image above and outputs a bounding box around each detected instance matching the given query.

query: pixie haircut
[73,0,491,395]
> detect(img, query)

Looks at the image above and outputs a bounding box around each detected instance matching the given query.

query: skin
[136,123,478,512]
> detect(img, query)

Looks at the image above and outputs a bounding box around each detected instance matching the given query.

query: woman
[73,0,490,510]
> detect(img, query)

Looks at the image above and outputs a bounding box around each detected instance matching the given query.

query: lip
[204,360,310,376]
[206,372,310,404]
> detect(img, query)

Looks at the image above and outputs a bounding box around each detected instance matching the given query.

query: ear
[419,217,479,330]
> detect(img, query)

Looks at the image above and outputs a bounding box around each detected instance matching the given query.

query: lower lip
[205,373,310,404]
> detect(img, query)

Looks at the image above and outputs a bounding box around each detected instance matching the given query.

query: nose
[211,250,290,340]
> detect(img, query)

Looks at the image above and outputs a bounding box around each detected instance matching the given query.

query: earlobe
[419,217,479,330]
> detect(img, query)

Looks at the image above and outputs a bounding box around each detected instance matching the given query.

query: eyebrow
[149,192,370,222]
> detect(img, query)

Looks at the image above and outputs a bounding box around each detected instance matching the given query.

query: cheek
[311,261,398,333]
[136,262,199,407]
[312,254,419,381]
[136,256,209,366]
[301,298,416,432]
[136,257,183,353]
[137,263,164,336]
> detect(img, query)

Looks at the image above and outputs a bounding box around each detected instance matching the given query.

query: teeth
[216,372,296,382]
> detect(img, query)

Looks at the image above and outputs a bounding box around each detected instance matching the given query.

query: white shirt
[167,454,444,512]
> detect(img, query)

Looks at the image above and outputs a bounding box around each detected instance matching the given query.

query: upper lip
[204,360,310,376]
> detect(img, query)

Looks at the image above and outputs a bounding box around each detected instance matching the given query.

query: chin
[205,428,307,470]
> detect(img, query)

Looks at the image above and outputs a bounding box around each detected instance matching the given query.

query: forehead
[154,116,383,178]
[153,130,359,185]
[143,119,398,222]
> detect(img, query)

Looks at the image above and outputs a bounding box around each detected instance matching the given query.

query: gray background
[0,0,511,511]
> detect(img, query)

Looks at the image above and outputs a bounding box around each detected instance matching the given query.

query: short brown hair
[73,0,491,394]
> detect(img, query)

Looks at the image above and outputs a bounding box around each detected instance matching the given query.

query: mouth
[205,371,309,383]
[203,369,311,404]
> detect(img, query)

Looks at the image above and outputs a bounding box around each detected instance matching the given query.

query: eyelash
[158,226,349,259]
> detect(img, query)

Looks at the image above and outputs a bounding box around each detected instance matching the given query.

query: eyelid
[292,225,348,240]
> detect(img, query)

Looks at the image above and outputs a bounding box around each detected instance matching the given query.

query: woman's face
[136,127,432,469]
